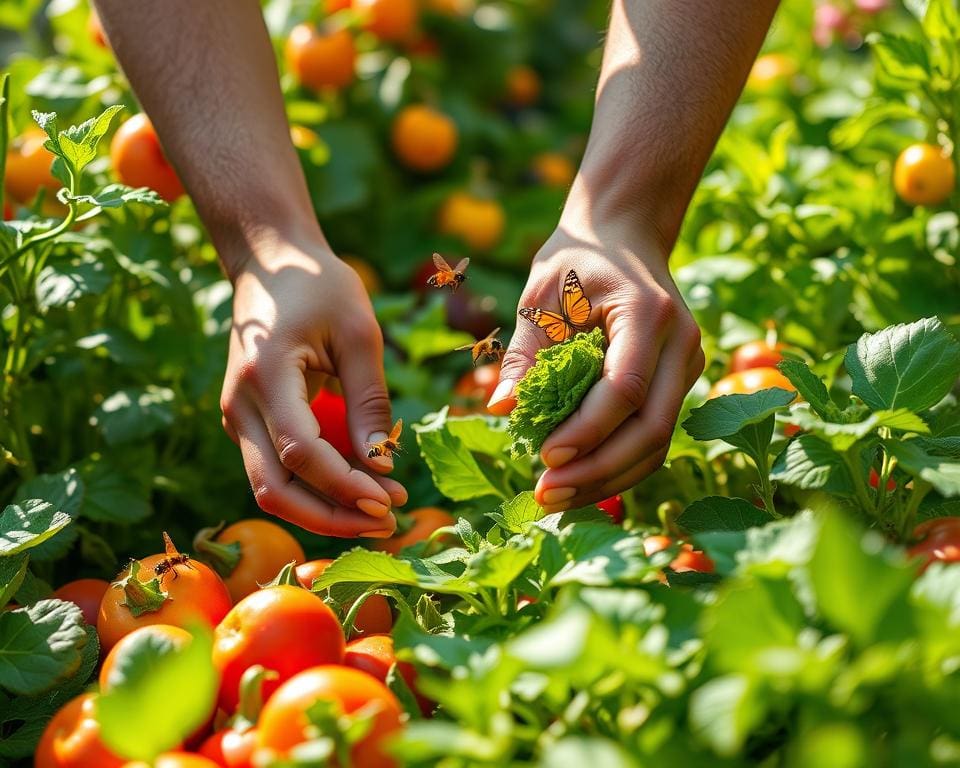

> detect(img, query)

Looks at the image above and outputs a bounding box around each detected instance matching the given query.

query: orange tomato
[110,114,185,202]
[198,519,305,603]
[199,728,257,768]
[99,624,193,692]
[35,694,125,768]
[452,361,501,414]
[708,367,796,399]
[373,507,455,556]
[355,0,418,41]
[530,153,575,188]
[746,53,797,92]
[391,105,458,173]
[344,634,430,713]
[295,558,393,635]
[729,340,786,373]
[97,550,232,653]
[908,517,960,572]
[342,255,382,295]
[5,128,59,204]
[123,754,222,768]
[285,24,356,91]
[438,192,505,251]
[53,578,109,627]
[212,585,345,714]
[894,143,955,206]
[257,666,403,767]
[505,65,541,107]
[643,535,714,573]
[327,0,352,10]
[289,124,320,150]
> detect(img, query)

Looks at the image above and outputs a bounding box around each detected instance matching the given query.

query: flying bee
[455,327,504,366]
[426,253,470,291]
[153,532,194,582]
[366,419,403,460]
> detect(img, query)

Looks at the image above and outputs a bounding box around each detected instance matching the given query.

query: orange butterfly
[519,269,592,343]
[365,419,403,459]
[426,253,470,291]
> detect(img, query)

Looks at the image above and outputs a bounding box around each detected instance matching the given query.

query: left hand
[488,220,704,512]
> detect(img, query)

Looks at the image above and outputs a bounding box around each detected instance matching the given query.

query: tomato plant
[295,558,394,635]
[372,506,455,555]
[35,694,125,768]
[110,114,184,202]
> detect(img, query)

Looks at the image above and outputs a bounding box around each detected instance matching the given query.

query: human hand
[220,229,405,537]
[488,220,704,512]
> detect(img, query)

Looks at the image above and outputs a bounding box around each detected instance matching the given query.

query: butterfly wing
[519,307,574,343]
[561,270,592,326]
[432,253,453,273]
[453,257,470,274]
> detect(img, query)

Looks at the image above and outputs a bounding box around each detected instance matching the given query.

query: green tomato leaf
[777,359,839,420]
[36,259,111,309]
[90,386,176,446]
[547,524,660,587]
[16,468,83,519]
[0,600,87,696]
[56,105,123,175]
[869,33,931,85]
[785,405,929,452]
[845,317,960,414]
[689,675,766,758]
[885,439,960,497]
[0,554,29,608]
[71,183,166,219]
[97,624,217,761]
[462,533,541,589]
[508,328,605,457]
[78,459,152,524]
[486,491,543,534]
[770,434,854,495]
[682,388,795,463]
[0,499,72,556]
[677,496,771,533]
[541,737,642,768]
[312,548,474,595]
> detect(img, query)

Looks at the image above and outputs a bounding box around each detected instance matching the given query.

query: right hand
[219,230,406,538]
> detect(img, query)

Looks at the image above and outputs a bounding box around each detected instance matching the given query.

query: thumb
[487,320,541,416]
[335,324,394,470]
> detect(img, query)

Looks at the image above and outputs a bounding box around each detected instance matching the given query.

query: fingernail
[541,487,577,506]
[357,498,390,518]
[365,431,394,469]
[544,446,577,468]
[487,379,516,414]
[359,529,394,539]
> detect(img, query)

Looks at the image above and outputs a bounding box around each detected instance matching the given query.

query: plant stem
[899,479,931,539]
[753,449,780,519]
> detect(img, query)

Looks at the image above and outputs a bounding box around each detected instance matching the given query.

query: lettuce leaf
[508,328,605,456]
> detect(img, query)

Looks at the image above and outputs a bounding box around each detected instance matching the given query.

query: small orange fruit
[893,143,955,207]
[438,192,505,252]
[5,128,59,204]
[391,105,458,173]
[746,53,797,92]
[355,0,418,42]
[505,66,541,107]
[285,24,356,91]
[531,153,575,188]
[110,114,185,202]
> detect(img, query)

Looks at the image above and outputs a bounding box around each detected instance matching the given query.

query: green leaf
[869,33,931,84]
[770,435,854,494]
[90,386,176,446]
[809,512,914,646]
[682,388,795,463]
[56,105,123,175]
[16,469,83,519]
[548,524,659,587]
[886,439,960,497]
[392,612,495,672]
[97,624,217,761]
[463,533,541,589]
[689,675,766,757]
[0,554,29,607]
[78,459,151,524]
[785,405,929,452]
[922,0,960,39]
[777,359,839,420]
[36,259,111,309]
[845,317,960,414]
[508,328,605,457]
[0,600,87,695]
[541,738,641,768]
[0,499,72,556]
[414,409,509,502]
[70,184,166,218]
[487,492,543,534]
[312,549,473,595]
[677,497,771,533]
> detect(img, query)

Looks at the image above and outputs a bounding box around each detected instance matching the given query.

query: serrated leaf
[90,386,176,445]
[312,549,473,595]
[97,624,217,761]
[777,359,839,420]
[677,497,771,533]
[770,435,854,495]
[869,33,931,84]
[56,105,123,175]
[0,499,72,556]
[845,317,960,414]
[683,389,797,442]
[487,492,543,534]
[0,600,87,695]
[786,405,929,452]
[886,439,960,497]
[71,183,166,218]
[463,534,541,589]
[548,524,659,587]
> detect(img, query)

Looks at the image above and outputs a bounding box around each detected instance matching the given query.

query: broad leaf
[36,260,111,309]
[16,469,83,519]
[56,105,123,174]
[90,386,176,446]
[0,600,87,695]
[0,554,29,607]
[0,499,72,556]
[770,435,854,495]
[845,317,960,414]
[777,358,839,420]
[677,497,771,533]
[312,549,474,595]
[886,440,960,497]
[463,534,541,589]
[78,460,151,524]
[786,405,928,452]
[548,524,659,587]
[689,675,766,757]
[486,492,542,534]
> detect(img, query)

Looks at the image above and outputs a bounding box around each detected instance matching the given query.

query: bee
[365,419,403,460]
[426,253,470,291]
[455,327,504,366]
[153,532,195,582]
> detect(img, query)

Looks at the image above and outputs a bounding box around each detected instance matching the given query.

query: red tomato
[597,495,624,524]
[99,624,193,692]
[869,468,897,493]
[110,114,184,202]
[97,546,232,654]
[53,579,109,626]
[197,519,305,603]
[344,634,430,714]
[123,754,222,768]
[729,340,786,373]
[199,728,257,768]
[35,694,125,768]
[709,367,796,399]
[372,507,455,555]
[212,585,345,714]
[257,666,403,767]
[295,559,393,636]
[909,517,960,572]
[643,535,714,573]
[452,362,501,415]
[310,387,355,459]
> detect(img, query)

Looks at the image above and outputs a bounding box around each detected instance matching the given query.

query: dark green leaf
[677,497,771,533]
[0,499,72,556]
[78,460,151,524]
[770,435,854,494]
[36,260,111,309]
[689,675,766,757]
[886,439,960,497]
[0,554,29,607]
[90,386,176,446]
[0,600,87,695]
[777,359,839,420]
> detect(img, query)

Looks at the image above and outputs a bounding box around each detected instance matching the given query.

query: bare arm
[93,0,404,536]
[492,0,779,511]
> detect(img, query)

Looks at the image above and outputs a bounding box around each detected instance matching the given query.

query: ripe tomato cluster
[35,515,450,768]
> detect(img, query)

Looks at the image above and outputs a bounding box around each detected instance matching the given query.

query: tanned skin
[93,0,778,530]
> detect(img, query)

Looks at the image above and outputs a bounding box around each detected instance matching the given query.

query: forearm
[92,0,320,275]
[562,0,779,250]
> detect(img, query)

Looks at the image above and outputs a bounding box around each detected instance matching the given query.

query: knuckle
[651,291,677,324]
[276,435,311,475]
[235,356,265,389]
[647,414,677,448]
[609,368,650,410]
[253,483,281,514]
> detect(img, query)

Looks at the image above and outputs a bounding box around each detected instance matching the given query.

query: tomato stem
[115,560,168,617]
[193,522,243,578]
